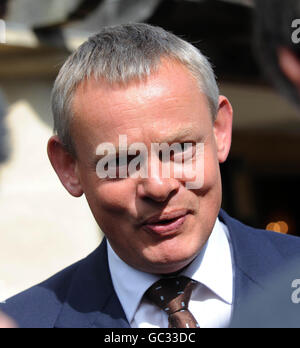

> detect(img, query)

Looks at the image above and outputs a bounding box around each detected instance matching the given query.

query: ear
[213,96,233,163]
[278,47,300,89]
[47,136,83,197]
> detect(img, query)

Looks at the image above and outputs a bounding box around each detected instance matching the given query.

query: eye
[111,153,144,179]
[114,153,142,167]
[172,143,195,163]
[114,156,126,168]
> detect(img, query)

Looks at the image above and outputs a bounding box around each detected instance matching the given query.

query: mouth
[141,210,190,235]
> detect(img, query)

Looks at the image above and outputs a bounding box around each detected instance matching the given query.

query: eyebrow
[92,126,195,164]
[159,126,194,144]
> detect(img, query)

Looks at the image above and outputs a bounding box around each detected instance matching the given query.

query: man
[254,0,300,108]
[1,23,300,328]
[229,0,300,328]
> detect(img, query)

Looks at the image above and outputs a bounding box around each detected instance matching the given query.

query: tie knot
[145,276,196,315]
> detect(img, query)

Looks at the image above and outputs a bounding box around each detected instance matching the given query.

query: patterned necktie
[145,276,200,328]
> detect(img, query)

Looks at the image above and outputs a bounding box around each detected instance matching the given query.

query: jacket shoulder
[0,259,82,328]
[219,209,300,282]
[230,212,300,256]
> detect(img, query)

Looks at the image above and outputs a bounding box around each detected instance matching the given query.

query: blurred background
[0,0,300,301]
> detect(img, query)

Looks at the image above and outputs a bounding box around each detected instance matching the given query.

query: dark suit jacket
[1,210,300,328]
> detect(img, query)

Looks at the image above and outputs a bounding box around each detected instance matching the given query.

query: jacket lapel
[54,210,289,328]
[218,209,285,322]
[54,239,130,328]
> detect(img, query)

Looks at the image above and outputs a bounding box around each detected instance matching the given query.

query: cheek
[179,141,220,192]
[85,179,136,215]
[199,144,220,191]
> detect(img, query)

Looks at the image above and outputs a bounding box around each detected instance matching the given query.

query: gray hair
[51,23,219,155]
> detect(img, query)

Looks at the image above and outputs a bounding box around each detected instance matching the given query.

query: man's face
[67,60,232,274]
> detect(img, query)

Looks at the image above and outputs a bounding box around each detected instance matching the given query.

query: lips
[141,210,190,235]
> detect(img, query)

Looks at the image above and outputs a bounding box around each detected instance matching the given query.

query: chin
[143,247,200,275]
[136,227,209,274]
[148,259,194,275]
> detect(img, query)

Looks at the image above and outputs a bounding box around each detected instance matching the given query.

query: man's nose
[137,175,180,202]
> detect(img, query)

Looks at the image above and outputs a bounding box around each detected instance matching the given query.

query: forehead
[72,60,212,145]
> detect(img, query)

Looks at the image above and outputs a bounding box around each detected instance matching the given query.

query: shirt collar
[107,242,159,323]
[182,218,233,305]
[107,217,233,324]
